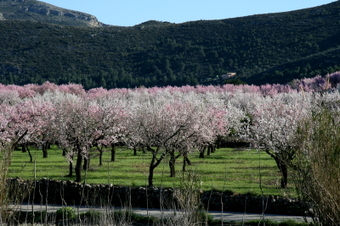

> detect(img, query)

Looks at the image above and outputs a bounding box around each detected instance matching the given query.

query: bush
[56,206,76,221]
[293,108,340,225]
[240,219,312,226]
[81,209,103,224]
[113,210,158,225]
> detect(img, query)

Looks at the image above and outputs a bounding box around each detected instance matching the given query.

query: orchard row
[1,72,339,186]
[0,72,339,99]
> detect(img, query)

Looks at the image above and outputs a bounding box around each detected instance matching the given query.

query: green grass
[7,146,295,196]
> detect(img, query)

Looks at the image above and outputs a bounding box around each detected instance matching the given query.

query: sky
[41,0,336,27]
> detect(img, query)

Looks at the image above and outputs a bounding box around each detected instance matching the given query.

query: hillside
[0,1,340,89]
[0,0,104,27]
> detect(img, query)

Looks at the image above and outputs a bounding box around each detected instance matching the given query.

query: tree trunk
[265,149,289,189]
[22,144,33,163]
[147,147,165,187]
[169,151,176,177]
[185,155,191,165]
[42,141,49,158]
[99,150,103,166]
[96,145,104,166]
[148,154,156,187]
[67,153,74,177]
[211,144,216,153]
[169,151,181,177]
[28,148,33,163]
[207,145,211,156]
[278,159,288,189]
[133,146,137,156]
[182,155,187,172]
[272,156,288,189]
[75,150,83,182]
[68,161,73,177]
[182,154,191,172]
[21,143,27,153]
[199,146,206,158]
[83,157,90,171]
[111,143,116,162]
[216,136,222,149]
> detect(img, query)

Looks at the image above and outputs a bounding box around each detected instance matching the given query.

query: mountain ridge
[0,0,105,27]
[0,1,340,89]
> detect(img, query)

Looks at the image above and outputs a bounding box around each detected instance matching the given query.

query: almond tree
[244,92,312,188]
[50,91,129,182]
[52,93,106,182]
[0,92,52,218]
[0,99,53,163]
[126,95,176,186]
[0,101,37,149]
[27,95,57,159]
[126,92,206,186]
[162,100,206,177]
[90,93,129,165]
[196,93,229,158]
[0,89,21,105]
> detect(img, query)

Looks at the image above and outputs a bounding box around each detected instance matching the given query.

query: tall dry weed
[0,144,12,223]
[293,108,340,225]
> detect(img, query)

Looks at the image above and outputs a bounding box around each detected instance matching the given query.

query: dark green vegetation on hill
[1,0,340,89]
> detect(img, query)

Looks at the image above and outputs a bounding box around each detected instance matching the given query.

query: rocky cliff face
[0,0,106,27]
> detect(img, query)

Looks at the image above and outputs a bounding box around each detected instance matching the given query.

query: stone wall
[6,178,309,216]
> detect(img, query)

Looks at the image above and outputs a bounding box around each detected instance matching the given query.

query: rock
[6,178,309,215]
[0,0,106,27]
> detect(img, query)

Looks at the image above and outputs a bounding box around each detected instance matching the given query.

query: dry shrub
[293,108,340,225]
[169,170,210,226]
[0,144,12,223]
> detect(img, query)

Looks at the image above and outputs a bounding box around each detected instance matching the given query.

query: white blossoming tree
[244,92,312,188]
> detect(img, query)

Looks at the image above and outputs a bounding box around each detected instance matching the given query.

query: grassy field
[7,146,295,196]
